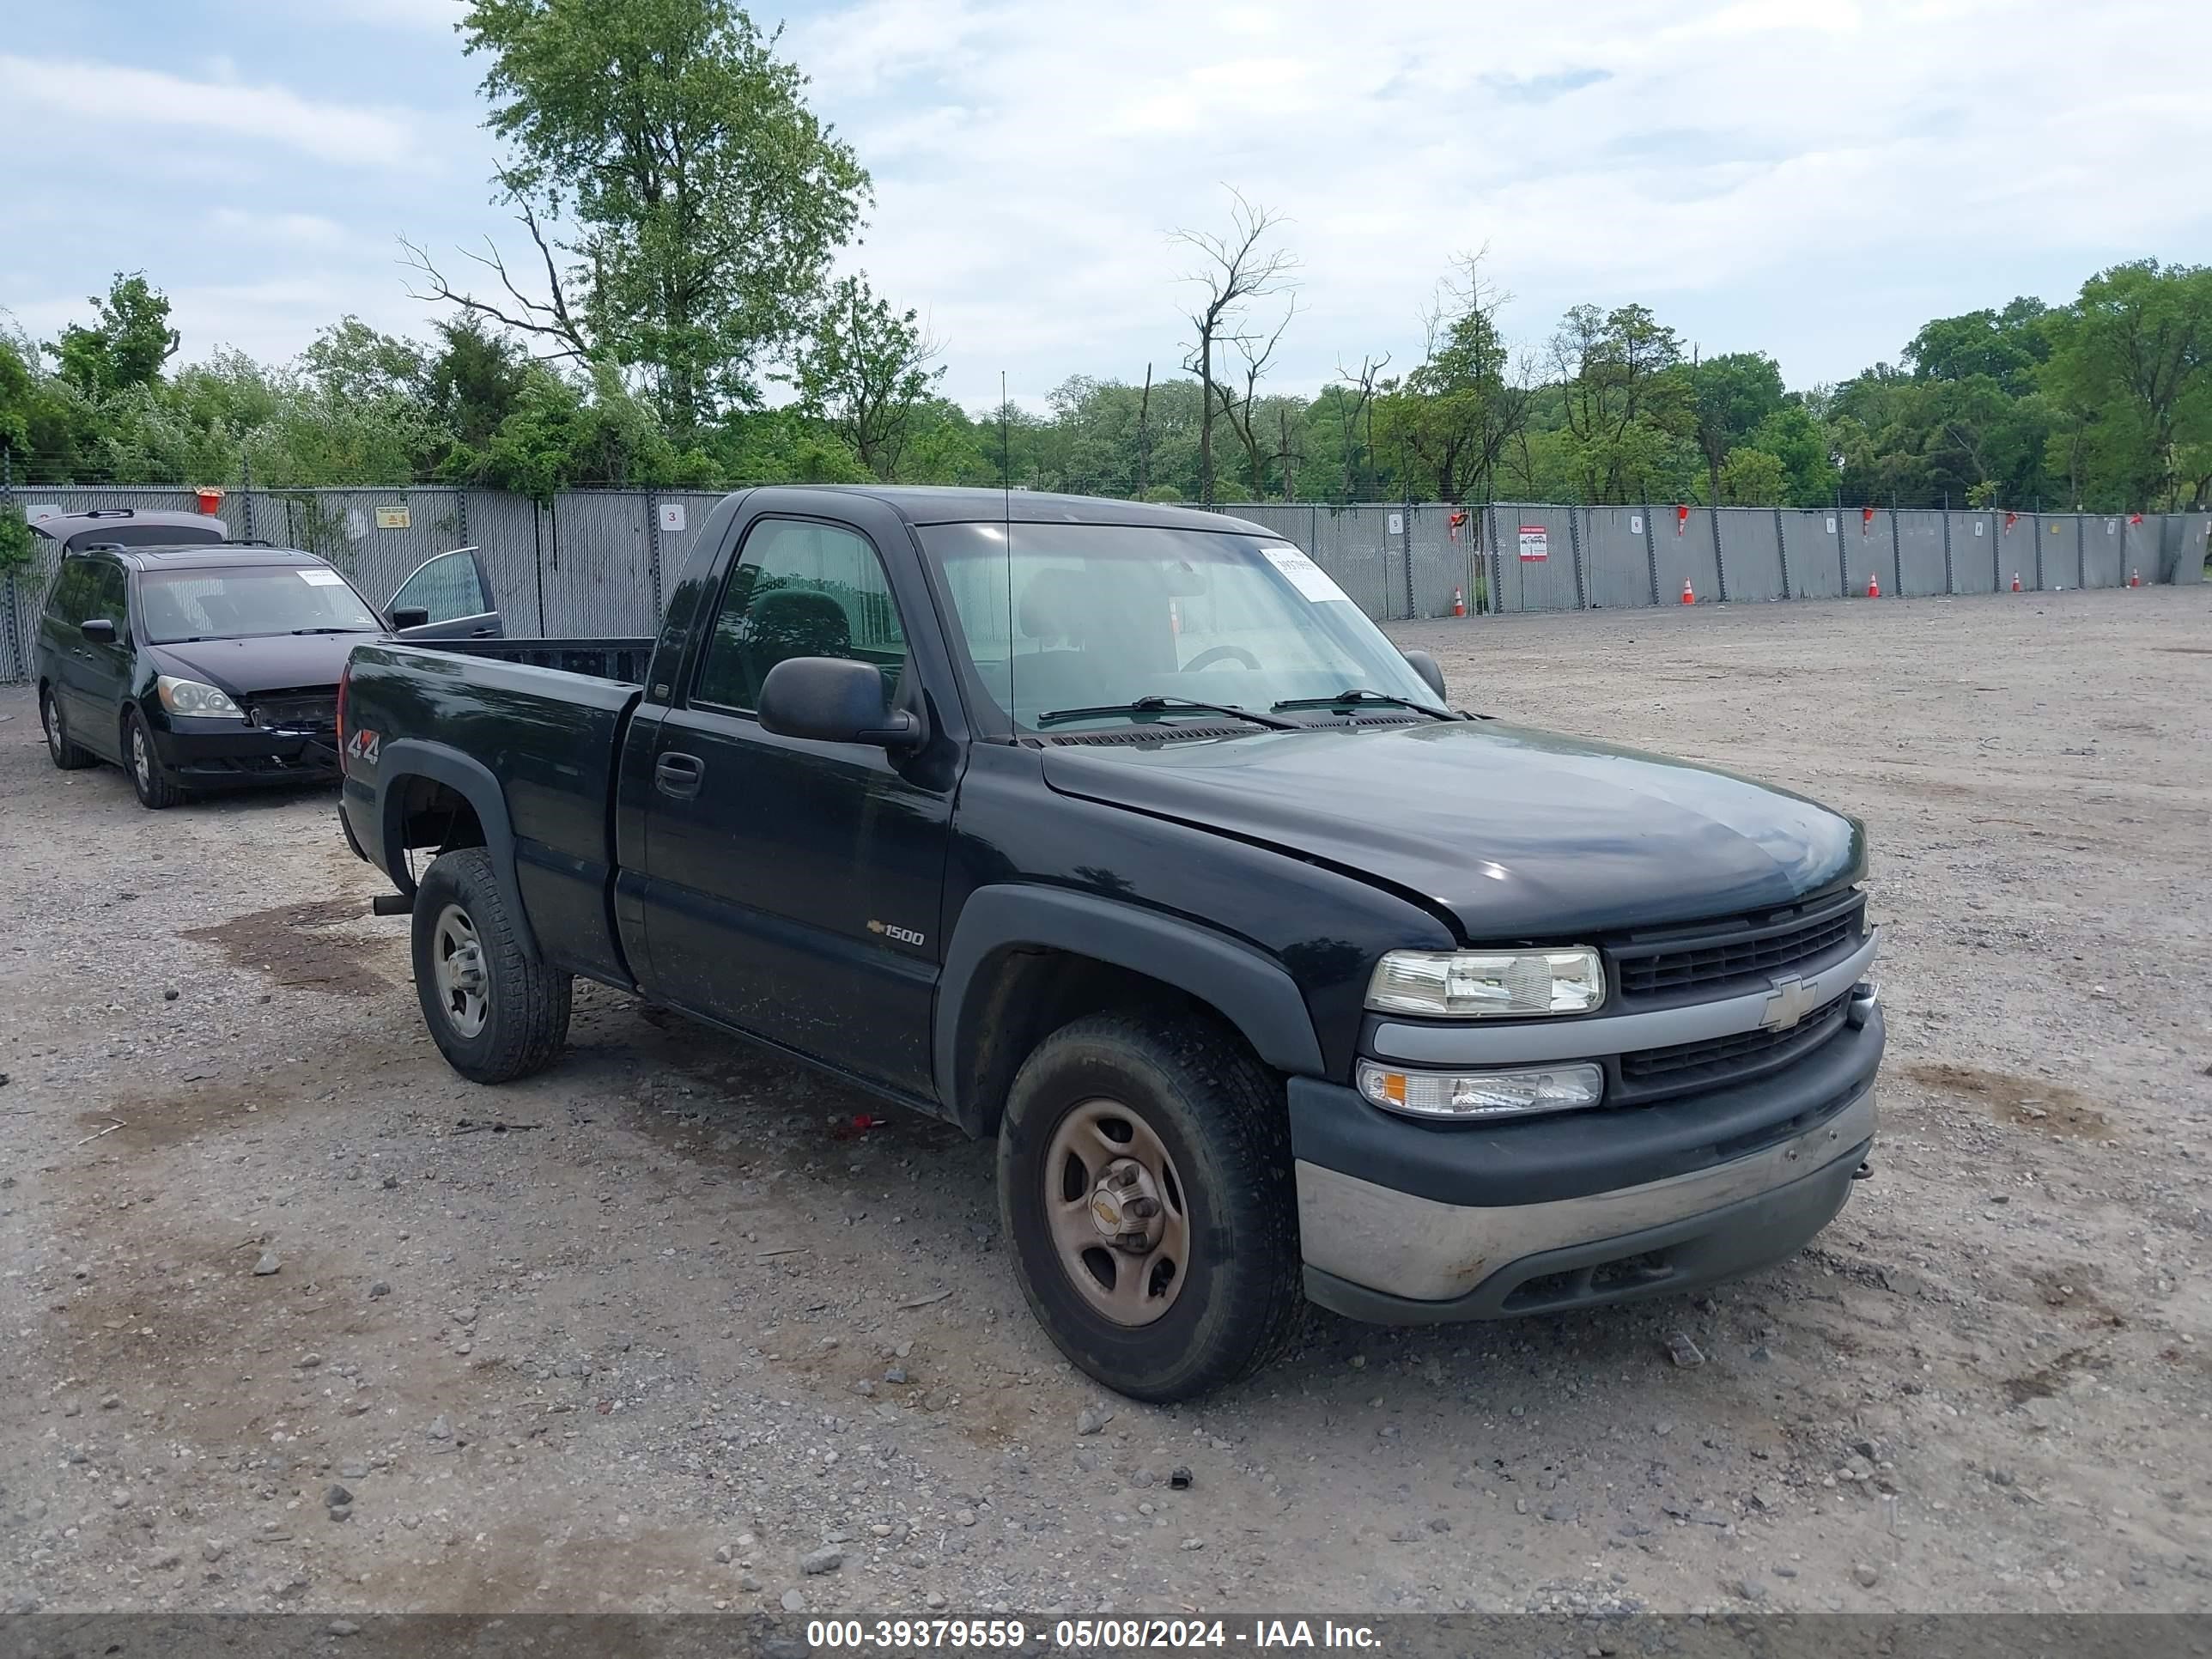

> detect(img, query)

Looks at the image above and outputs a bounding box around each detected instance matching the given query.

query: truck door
[636,512,952,1097]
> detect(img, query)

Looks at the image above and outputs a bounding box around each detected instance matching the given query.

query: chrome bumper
[1297,1083,1876,1308]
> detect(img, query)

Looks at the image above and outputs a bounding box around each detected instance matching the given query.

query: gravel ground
[2,586,2208,1619]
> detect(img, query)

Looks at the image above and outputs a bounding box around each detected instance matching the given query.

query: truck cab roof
[757,484,1271,535]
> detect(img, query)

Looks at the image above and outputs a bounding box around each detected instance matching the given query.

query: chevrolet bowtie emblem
[1759,973,1821,1031]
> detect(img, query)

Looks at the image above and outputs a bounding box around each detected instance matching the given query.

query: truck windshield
[139,566,383,643]
[917,522,1442,734]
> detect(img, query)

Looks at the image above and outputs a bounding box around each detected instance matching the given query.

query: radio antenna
[1001,371,1016,740]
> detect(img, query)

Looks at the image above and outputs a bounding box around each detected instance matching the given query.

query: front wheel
[998,1012,1305,1401]
[410,848,571,1084]
[124,709,184,809]
[41,687,95,769]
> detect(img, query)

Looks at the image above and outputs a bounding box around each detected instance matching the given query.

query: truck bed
[417,636,654,684]
[342,640,647,988]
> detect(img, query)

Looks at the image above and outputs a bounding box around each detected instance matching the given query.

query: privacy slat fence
[4,485,2206,683]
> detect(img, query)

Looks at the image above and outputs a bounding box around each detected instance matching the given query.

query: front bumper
[153,719,340,787]
[1291,993,1882,1322]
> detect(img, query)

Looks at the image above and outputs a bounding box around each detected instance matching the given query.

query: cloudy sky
[3,0,2207,410]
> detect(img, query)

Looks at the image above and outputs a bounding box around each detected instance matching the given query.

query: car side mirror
[80,618,117,643]
[757,656,921,749]
[1401,647,1448,703]
[389,605,431,631]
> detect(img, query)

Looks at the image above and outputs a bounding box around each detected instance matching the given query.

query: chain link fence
[4,484,2208,683]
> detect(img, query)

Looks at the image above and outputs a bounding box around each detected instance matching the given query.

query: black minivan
[32,511,501,808]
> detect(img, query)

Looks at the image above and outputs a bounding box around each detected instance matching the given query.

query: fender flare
[374,738,537,959]
[933,884,1325,1132]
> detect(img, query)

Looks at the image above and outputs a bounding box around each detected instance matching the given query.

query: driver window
[693,519,908,714]
[391,551,488,623]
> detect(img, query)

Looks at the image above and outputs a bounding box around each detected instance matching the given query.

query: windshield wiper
[291,627,379,635]
[1036,695,1297,731]
[1271,688,1457,720]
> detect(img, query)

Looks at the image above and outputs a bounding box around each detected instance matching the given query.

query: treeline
[3,0,2208,517]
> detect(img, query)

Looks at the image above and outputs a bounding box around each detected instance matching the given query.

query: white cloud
[0,53,429,168]
[788,0,2212,404]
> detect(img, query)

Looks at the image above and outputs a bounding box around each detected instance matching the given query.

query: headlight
[1357,1060,1605,1121]
[1366,947,1604,1017]
[155,675,246,720]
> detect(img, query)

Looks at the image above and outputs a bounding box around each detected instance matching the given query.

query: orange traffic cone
[1866,573,1881,599]
[1680,578,1694,605]
[2129,568,2141,587]
[2011,571,2021,592]
[1452,586,1466,617]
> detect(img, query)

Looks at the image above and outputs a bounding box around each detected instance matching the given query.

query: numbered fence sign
[1386,511,1403,536]
[1518,525,1549,562]
[659,502,687,534]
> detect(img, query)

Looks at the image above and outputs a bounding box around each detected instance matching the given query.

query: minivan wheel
[41,687,95,769]
[124,710,184,808]
[998,1012,1304,1401]
[410,848,571,1084]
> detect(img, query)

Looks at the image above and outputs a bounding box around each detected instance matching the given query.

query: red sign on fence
[1518,525,1549,562]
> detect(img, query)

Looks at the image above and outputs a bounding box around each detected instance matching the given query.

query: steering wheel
[1182,644,1263,672]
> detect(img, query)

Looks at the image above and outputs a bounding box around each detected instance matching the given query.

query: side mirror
[757,656,921,748]
[1401,647,1448,704]
[80,618,117,644]
[389,605,431,631]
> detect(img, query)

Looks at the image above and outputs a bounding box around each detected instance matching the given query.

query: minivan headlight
[1357,1060,1605,1120]
[1366,948,1604,1017]
[155,675,246,720]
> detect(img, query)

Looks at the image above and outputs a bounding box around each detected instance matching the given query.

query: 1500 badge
[866,919,926,948]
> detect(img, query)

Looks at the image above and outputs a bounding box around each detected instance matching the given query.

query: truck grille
[247,692,338,734]
[1609,890,1864,1001]
[1613,992,1851,1103]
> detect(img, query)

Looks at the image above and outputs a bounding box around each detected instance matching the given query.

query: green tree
[2039,259,2212,507]
[1715,447,1787,504]
[1377,256,1534,503]
[424,315,535,458]
[1689,350,1785,506]
[1904,297,2048,395]
[410,0,868,433]
[782,274,942,480]
[48,273,179,397]
[1552,302,1695,502]
[1742,403,1838,506]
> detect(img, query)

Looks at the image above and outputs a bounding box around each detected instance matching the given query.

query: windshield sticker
[298,568,347,586]
[1261,545,1352,605]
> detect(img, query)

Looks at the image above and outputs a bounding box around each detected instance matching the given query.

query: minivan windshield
[917,523,1443,733]
[139,566,383,643]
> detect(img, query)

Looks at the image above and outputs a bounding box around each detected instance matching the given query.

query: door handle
[654,752,704,799]
[469,626,496,637]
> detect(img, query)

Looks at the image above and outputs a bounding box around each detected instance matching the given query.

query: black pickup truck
[338,486,1883,1401]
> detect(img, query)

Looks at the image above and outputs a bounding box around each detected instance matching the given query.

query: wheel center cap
[1089,1158,1164,1251]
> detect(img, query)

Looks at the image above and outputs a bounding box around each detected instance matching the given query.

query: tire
[997,1011,1305,1401]
[410,847,571,1084]
[41,686,96,770]
[124,709,185,809]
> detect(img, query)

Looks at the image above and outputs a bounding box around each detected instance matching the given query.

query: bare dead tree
[398,166,591,362]
[1171,189,1298,505]
[1273,403,1307,501]
[1210,298,1297,500]
[1136,363,1153,497]
[1331,352,1389,500]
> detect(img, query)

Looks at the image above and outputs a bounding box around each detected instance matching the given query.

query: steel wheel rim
[131,722,152,788]
[432,904,489,1038]
[1042,1097,1191,1327]
[42,691,61,761]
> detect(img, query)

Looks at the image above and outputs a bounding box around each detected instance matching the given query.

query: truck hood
[146,633,380,698]
[1038,720,1864,939]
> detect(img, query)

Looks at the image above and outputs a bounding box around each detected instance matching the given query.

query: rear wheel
[124,710,184,809]
[410,848,571,1084]
[998,1012,1304,1401]
[41,686,95,769]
